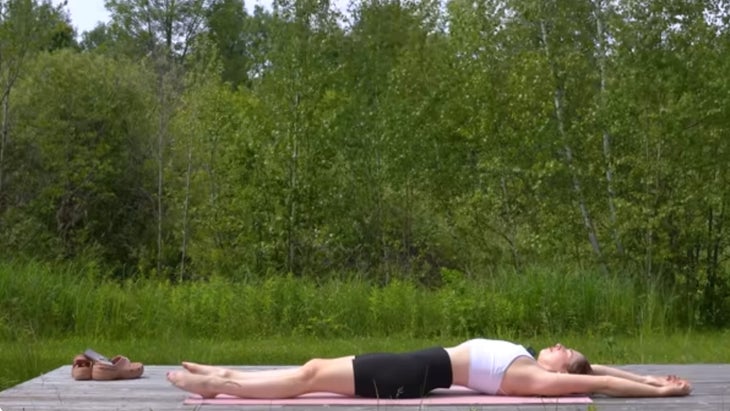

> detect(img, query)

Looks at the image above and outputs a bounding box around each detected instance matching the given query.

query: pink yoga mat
[185,386,593,405]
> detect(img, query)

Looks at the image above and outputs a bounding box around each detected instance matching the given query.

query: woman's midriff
[444,343,471,387]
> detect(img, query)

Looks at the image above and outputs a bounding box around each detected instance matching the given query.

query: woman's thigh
[304,356,357,396]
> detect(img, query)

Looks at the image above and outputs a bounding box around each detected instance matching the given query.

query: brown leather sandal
[91,355,144,380]
[71,354,93,380]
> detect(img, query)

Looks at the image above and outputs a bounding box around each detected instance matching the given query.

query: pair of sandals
[72,349,144,381]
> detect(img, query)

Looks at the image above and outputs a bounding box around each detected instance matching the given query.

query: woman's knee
[299,358,325,383]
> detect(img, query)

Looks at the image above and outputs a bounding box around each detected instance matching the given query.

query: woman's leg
[168,356,356,399]
[183,362,301,380]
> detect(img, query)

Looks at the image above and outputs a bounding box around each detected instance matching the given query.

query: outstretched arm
[523,372,692,397]
[591,364,682,387]
[591,364,649,383]
[592,375,691,397]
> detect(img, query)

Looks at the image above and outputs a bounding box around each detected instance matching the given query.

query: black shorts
[352,346,453,398]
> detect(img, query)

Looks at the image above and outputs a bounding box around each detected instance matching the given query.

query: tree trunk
[377,130,387,283]
[0,91,8,203]
[643,134,655,279]
[180,140,193,282]
[592,0,624,256]
[0,68,22,209]
[705,167,726,323]
[539,20,604,262]
[287,92,300,274]
[156,73,168,277]
[500,176,520,269]
[402,177,410,271]
[206,135,223,249]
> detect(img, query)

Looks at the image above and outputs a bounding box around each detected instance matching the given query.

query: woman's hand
[644,375,683,387]
[657,378,693,396]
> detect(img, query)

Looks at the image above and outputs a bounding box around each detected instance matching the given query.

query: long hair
[568,357,593,375]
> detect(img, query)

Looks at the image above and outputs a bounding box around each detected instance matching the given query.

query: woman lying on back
[167,338,692,399]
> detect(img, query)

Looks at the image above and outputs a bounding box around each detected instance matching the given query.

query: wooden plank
[1,364,729,411]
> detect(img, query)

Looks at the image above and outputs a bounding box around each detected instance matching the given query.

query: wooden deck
[1,364,729,410]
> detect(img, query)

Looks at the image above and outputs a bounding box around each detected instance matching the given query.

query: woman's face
[537,343,582,372]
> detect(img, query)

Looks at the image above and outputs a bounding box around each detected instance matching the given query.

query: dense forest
[1,0,728,324]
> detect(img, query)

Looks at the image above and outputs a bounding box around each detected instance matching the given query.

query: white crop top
[464,338,533,395]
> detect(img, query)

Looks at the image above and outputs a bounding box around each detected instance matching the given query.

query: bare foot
[167,370,219,399]
[182,362,229,378]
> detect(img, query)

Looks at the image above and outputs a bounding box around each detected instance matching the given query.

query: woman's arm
[524,372,692,397]
[591,364,681,387]
[593,375,691,397]
[591,364,649,383]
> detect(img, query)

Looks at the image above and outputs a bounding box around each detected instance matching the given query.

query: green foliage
[0,0,729,326]
[0,261,696,342]
[0,0,69,54]
[104,0,214,62]
[4,50,156,266]
[205,0,271,88]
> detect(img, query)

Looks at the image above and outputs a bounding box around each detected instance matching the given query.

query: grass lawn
[2,331,729,391]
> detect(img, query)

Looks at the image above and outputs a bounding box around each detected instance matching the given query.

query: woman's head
[536,343,592,374]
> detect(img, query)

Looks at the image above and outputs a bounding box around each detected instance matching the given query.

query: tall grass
[0,260,693,342]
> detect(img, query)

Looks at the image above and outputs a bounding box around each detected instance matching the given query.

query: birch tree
[591,0,624,257]
[106,0,211,276]
[536,2,603,262]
